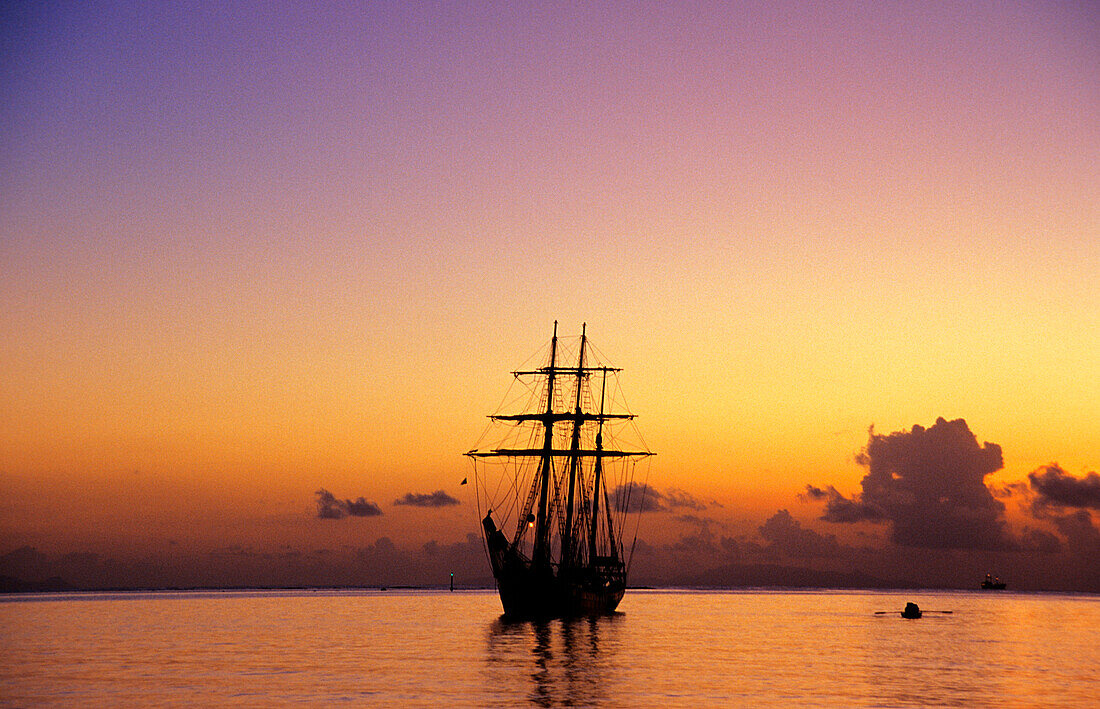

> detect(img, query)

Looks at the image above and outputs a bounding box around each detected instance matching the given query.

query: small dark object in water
[981,573,1006,590]
[901,602,922,619]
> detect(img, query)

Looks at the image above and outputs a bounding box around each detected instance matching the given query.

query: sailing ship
[466,322,653,618]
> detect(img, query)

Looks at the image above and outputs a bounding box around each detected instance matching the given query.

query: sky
[1,1,1098,590]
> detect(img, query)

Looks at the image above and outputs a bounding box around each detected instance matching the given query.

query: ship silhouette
[467,323,653,618]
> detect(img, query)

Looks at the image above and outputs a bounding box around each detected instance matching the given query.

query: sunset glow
[1,2,1097,591]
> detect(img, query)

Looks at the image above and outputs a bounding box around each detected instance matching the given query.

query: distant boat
[466,322,654,618]
[980,573,1006,590]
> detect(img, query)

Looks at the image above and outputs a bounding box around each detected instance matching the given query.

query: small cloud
[346,498,383,517]
[610,482,664,512]
[800,485,831,501]
[610,483,707,513]
[315,489,383,519]
[674,514,715,528]
[394,490,460,508]
[664,489,708,511]
[1028,465,1100,511]
[316,489,346,519]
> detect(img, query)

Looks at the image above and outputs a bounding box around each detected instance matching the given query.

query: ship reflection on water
[486,613,623,707]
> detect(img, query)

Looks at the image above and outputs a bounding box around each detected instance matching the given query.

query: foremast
[533,321,559,569]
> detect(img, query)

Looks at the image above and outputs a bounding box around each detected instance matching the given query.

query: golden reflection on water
[1,589,1098,706]
[477,590,1100,707]
[486,614,622,707]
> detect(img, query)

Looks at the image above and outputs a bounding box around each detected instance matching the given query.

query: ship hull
[494,565,625,619]
[483,514,625,618]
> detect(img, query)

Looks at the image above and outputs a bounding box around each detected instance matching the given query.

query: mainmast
[560,323,587,570]
[532,321,559,569]
[589,367,609,562]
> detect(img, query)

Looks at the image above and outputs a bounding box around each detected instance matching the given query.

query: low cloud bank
[1,536,490,591]
[759,510,842,558]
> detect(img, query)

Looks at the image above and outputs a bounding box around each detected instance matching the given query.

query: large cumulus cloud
[807,418,1011,549]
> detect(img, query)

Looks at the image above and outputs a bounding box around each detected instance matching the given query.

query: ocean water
[1,588,1097,707]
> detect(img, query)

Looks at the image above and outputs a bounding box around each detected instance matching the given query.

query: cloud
[669,514,721,554]
[1028,465,1100,510]
[1018,466,1100,562]
[807,418,1011,549]
[394,490,460,508]
[346,498,383,516]
[611,482,664,512]
[609,482,707,513]
[990,481,1030,500]
[316,489,347,519]
[758,510,843,558]
[673,532,718,555]
[802,485,885,523]
[666,489,709,510]
[1019,527,1063,554]
[315,489,383,519]
[1049,510,1100,559]
[801,486,830,501]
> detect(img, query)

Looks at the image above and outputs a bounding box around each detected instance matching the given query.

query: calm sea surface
[2,588,1097,707]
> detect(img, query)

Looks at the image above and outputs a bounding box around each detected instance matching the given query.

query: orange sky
[1,3,1097,566]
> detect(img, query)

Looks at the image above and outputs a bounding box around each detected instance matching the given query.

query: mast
[561,323,587,570]
[589,367,607,562]
[532,321,559,569]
